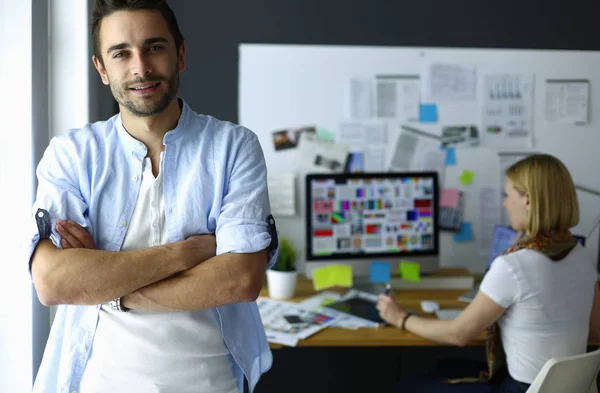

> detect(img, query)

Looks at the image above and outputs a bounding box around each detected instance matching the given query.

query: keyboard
[435,309,463,320]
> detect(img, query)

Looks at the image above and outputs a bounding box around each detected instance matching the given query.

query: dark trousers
[395,360,530,393]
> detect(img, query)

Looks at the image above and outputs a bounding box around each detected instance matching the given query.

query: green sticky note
[312,266,334,290]
[318,297,337,307]
[316,128,336,142]
[334,265,353,287]
[459,170,475,185]
[399,261,421,283]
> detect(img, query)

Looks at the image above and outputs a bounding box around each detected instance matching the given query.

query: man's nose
[131,52,152,77]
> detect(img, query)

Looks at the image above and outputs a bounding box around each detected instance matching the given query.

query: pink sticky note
[440,189,460,208]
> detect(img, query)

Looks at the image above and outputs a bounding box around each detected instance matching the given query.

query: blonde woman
[378,154,597,393]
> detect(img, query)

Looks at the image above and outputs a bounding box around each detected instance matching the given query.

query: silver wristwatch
[109,297,130,312]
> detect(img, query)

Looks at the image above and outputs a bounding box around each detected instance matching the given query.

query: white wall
[46,0,91,325]
[0,0,36,391]
[49,0,90,138]
[240,44,600,275]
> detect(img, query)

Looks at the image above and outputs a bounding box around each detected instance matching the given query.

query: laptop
[458,226,587,303]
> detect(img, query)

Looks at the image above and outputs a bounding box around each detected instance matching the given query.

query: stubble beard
[109,64,179,117]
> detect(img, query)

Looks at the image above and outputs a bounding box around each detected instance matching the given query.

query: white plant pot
[266,269,298,300]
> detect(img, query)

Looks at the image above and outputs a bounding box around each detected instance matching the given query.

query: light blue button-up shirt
[28,99,276,393]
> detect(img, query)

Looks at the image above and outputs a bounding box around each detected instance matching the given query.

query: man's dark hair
[92,0,184,65]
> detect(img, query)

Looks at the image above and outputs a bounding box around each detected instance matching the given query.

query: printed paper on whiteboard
[389,126,444,181]
[478,186,503,258]
[545,79,590,125]
[345,76,375,119]
[338,121,387,173]
[296,133,349,173]
[482,74,535,149]
[267,172,297,216]
[375,75,420,121]
[422,62,477,102]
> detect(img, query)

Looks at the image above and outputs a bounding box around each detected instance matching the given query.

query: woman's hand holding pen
[376,294,408,328]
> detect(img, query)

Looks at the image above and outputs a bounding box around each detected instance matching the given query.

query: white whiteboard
[239,44,600,274]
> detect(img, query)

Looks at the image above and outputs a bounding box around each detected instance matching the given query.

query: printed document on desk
[257,297,337,346]
[297,291,379,330]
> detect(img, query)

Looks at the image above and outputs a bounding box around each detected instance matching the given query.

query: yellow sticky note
[334,265,353,288]
[459,170,474,185]
[399,261,421,283]
[312,266,333,290]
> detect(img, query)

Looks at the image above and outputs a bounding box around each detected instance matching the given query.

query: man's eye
[149,46,163,52]
[113,52,124,59]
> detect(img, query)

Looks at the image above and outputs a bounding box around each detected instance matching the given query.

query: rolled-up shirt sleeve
[215,131,278,268]
[27,135,92,274]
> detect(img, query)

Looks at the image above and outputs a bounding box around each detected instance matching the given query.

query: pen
[385,283,391,296]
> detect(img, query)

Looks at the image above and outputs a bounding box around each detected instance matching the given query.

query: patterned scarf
[447,229,577,385]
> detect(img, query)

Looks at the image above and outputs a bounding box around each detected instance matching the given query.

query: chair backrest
[526,348,600,393]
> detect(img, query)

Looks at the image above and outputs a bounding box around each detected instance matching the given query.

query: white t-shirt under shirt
[479,244,597,384]
[80,156,239,393]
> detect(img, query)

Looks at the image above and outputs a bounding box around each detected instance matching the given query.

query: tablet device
[326,296,383,324]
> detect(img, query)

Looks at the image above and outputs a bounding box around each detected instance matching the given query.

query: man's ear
[92,55,110,85]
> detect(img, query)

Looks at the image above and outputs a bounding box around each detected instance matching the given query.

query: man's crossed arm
[31,220,267,312]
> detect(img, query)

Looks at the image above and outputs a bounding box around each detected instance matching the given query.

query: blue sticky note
[369,261,391,284]
[453,222,473,242]
[419,104,438,123]
[444,147,456,166]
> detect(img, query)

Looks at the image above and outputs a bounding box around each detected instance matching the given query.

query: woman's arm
[377,291,505,346]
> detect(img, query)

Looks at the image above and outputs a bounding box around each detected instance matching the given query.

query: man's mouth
[129,82,161,93]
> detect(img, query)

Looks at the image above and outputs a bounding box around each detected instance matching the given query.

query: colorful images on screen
[310,176,436,256]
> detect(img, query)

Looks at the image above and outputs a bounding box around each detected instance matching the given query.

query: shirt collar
[115,98,192,155]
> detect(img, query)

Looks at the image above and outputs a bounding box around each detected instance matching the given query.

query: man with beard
[28,1,277,392]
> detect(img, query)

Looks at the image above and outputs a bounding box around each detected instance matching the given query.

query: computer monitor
[304,171,440,279]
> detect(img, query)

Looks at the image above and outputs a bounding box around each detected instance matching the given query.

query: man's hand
[376,294,408,327]
[178,235,217,269]
[56,220,96,249]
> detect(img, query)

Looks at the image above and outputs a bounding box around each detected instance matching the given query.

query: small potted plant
[266,235,298,299]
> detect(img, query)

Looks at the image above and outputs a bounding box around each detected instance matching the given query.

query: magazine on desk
[297,290,381,329]
[256,297,337,347]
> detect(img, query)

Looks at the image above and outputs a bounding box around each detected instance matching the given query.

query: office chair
[526,348,600,393]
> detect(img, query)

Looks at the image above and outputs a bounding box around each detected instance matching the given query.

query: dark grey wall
[169,0,598,124]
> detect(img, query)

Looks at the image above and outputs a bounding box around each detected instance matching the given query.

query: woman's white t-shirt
[479,244,597,384]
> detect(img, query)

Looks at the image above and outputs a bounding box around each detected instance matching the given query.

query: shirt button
[152,222,158,229]
[120,220,127,227]
[132,175,139,182]
[81,347,87,353]
[139,143,146,150]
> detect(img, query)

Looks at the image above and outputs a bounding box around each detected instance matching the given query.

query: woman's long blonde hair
[505,154,579,237]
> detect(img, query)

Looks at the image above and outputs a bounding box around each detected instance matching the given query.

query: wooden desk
[260,277,486,348]
[257,278,599,393]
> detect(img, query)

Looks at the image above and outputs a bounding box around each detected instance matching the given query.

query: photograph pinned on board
[295,133,349,173]
[315,155,345,172]
[441,125,480,148]
[272,126,316,151]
